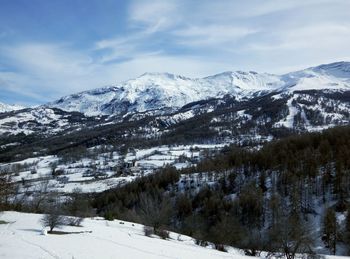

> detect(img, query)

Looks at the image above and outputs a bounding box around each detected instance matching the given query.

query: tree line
[94,126,350,257]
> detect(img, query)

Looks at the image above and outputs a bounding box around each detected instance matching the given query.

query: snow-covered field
[1,144,225,194]
[0,211,247,259]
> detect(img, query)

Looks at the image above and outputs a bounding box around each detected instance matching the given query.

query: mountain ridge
[1,61,350,145]
[46,61,350,116]
[0,102,24,113]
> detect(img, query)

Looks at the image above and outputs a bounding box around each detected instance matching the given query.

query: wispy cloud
[0,42,233,104]
[128,0,180,33]
[174,25,257,47]
[1,0,350,104]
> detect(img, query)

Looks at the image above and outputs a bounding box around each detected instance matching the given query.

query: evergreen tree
[322,207,337,255]
[344,206,350,255]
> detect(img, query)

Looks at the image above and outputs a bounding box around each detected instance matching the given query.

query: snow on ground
[273,92,350,130]
[0,211,247,259]
[1,144,228,194]
[0,102,24,113]
[125,144,225,167]
[0,212,345,259]
[274,97,298,128]
[0,108,70,135]
[48,71,284,116]
[236,110,252,121]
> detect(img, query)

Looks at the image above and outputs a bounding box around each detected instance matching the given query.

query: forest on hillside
[94,126,350,257]
[1,126,350,257]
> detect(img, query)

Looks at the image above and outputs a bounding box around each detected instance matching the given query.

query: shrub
[41,211,66,232]
[195,239,208,247]
[144,226,154,237]
[104,211,114,221]
[214,244,227,252]
[156,228,169,239]
[66,216,84,227]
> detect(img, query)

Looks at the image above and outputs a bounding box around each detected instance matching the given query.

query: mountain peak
[47,62,350,116]
[205,70,259,78]
[310,61,350,78]
[0,102,25,113]
[313,61,350,70]
[281,61,350,91]
[138,72,191,81]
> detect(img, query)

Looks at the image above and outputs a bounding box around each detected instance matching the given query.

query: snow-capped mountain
[282,61,350,91]
[47,71,283,116]
[0,102,24,113]
[47,62,350,116]
[1,61,350,148]
[0,107,102,137]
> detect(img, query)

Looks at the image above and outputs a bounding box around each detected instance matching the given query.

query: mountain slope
[47,62,350,116]
[0,211,247,259]
[282,61,350,91]
[0,62,350,161]
[0,102,24,113]
[47,71,283,116]
[0,107,100,136]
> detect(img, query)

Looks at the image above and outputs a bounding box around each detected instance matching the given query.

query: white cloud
[2,44,93,77]
[0,43,109,100]
[174,25,257,47]
[94,37,138,63]
[2,0,350,104]
[0,43,233,104]
[196,0,328,19]
[128,0,180,33]
[247,24,350,51]
[0,72,47,101]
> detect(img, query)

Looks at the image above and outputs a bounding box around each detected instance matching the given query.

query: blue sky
[1,0,350,105]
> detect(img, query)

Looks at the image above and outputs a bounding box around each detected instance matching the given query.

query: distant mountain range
[46,61,350,116]
[0,102,24,113]
[0,61,350,161]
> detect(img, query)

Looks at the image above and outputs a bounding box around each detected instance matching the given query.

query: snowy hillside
[0,102,24,113]
[46,71,283,116]
[47,62,350,116]
[282,61,350,91]
[1,144,224,194]
[1,61,350,169]
[0,107,97,136]
[0,211,247,259]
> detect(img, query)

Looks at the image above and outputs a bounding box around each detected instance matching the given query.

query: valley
[1,62,350,258]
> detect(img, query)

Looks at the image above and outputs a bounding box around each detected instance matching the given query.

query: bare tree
[65,187,92,226]
[0,172,14,210]
[31,180,49,212]
[268,212,315,259]
[40,194,66,232]
[138,193,172,232]
[41,210,66,232]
